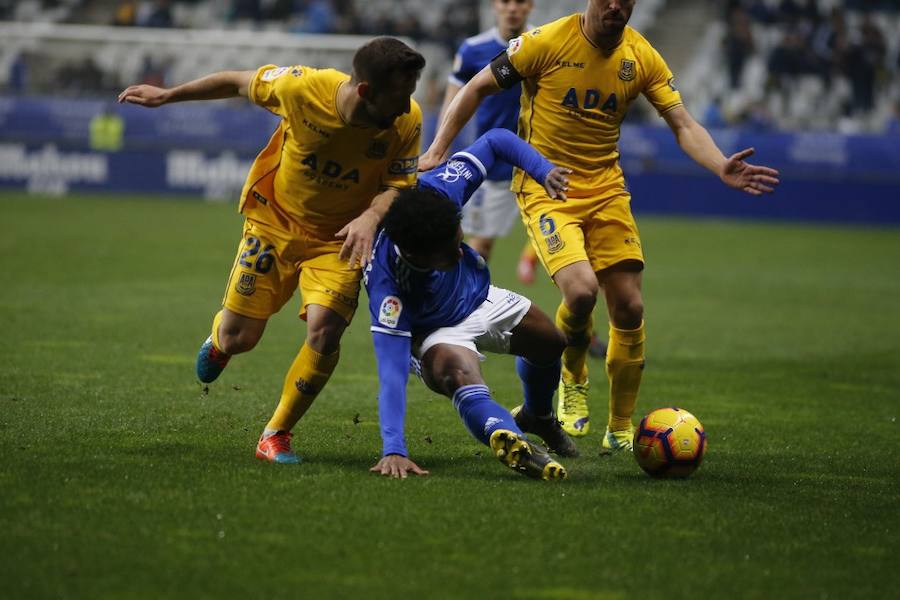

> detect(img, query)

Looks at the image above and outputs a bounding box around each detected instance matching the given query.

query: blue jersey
[365,129,554,457]
[365,233,490,340]
[450,27,523,181]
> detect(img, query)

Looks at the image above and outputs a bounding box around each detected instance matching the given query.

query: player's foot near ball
[196,335,231,383]
[510,405,580,458]
[255,431,301,464]
[489,429,567,481]
[557,379,590,437]
[600,426,635,454]
[516,252,538,285]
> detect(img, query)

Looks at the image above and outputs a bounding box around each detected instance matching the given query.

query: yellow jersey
[500,14,682,198]
[239,65,421,237]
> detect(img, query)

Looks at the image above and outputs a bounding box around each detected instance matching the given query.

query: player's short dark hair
[351,37,425,91]
[382,188,461,256]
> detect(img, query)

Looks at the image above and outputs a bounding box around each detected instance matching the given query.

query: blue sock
[452,384,523,446]
[516,356,560,418]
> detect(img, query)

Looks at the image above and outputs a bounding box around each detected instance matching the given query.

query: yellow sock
[210,310,225,352]
[266,344,340,432]
[556,302,592,384]
[606,321,645,431]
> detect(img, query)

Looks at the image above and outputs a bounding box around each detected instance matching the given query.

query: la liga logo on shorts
[378,296,403,328]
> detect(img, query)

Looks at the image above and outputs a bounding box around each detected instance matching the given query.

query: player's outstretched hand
[337,210,380,268]
[543,166,572,201]
[720,148,780,196]
[370,454,429,479]
[117,84,170,108]
[418,147,446,172]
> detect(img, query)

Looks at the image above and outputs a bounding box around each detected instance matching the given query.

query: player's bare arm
[369,454,430,479]
[420,67,502,171]
[437,81,463,132]
[663,105,780,196]
[336,188,400,267]
[117,70,255,107]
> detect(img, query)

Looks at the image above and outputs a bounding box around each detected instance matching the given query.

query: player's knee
[437,366,481,396]
[564,283,599,317]
[305,323,344,354]
[531,325,568,363]
[613,297,643,330]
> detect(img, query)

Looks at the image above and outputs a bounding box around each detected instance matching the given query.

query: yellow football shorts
[517,188,644,277]
[222,218,361,323]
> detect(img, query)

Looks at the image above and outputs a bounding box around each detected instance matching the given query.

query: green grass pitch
[1,193,899,599]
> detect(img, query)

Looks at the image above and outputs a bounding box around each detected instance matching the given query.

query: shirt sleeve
[491,29,554,89]
[458,129,553,188]
[372,331,411,457]
[366,253,412,337]
[641,46,683,115]
[382,100,422,191]
[247,64,305,118]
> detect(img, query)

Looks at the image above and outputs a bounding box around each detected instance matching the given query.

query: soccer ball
[633,407,707,478]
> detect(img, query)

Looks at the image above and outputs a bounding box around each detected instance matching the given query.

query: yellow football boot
[557,379,590,437]
[489,429,567,481]
[601,425,635,452]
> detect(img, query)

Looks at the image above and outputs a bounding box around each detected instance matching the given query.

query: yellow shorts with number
[222,218,361,323]
[517,188,644,277]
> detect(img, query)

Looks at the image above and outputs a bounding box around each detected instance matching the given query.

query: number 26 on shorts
[239,236,275,274]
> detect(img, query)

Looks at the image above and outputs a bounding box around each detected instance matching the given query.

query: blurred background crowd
[1,0,898,135]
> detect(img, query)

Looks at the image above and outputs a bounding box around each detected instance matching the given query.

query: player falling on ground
[420,0,780,449]
[365,128,577,481]
[119,38,425,464]
[440,0,539,282]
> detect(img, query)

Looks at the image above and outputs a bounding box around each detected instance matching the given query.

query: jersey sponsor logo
[323,287,358,307]
[302,118,330,138]
[507,36,524,56]
[378,296,403,328]
[624,236,641,248]
[235,272,257,296]
[366,139,388,159]
[561,88,618,115]
[291,67,303,77]
[667,76,677,91]
[556,60,585,69]
[435,159,474,184]
[252,190,268,205]
[300,153,360,188]
[389,157,418,175]
[618,59,636,82]
[261,66,289,82]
